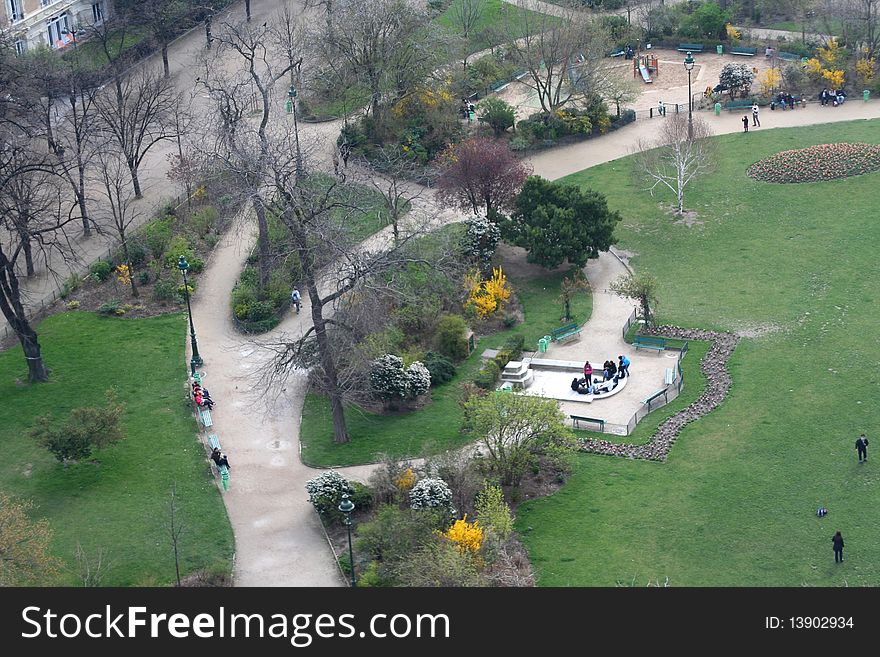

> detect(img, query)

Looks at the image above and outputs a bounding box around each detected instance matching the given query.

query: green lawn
[300,265,592,466]
[0,313,234,585]
[517,119,880,585]
[436,0,559,53]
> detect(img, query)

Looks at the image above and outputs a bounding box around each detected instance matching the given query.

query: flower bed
[747,143,880,184]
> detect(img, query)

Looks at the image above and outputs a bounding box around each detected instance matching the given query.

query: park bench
[633,335,666,352]
[608,49,626,58]
[643,389,669,406]
[677,43,704,53]
[725,99,753,111]
[730,46,757,56]
[207,434,229,491]
[777,51,802,62]
[551,322,582,343]
[200,408,213,428]
[571,415,605,432]
[664,367,676,385]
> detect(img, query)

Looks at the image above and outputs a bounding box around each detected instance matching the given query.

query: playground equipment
[634,53,659,83]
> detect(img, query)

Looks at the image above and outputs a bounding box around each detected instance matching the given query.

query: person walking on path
[832,531,845,563]
[856,433,869,462]
[618,354,630,378]
[742,115,749,132]
[291,288,301,313]
[752,103,760,127]
[583,360,593,383]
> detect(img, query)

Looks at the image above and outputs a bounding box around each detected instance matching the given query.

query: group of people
[820,88,847,106]
[459,98,477,120]
[192,381,214,410]
[774,92,800,110]
[570,356,630,395]
[822,434,870,564]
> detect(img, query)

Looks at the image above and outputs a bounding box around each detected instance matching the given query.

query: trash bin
[538,336,550,353]
[714,102,721,116]
[864,89,871,102]
[716,44,723,55]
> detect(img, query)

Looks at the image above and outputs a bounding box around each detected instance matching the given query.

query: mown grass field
[517,120,880,586]
[0,313,234,585]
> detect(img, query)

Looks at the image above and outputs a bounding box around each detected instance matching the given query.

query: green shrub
[97,299,121,315]
[247,300,275,322]
[204,233,219,249]
[493,349,513,371]
[502,334,524,360]
[423,351,457,386]
[477,97,516,136]
[231,283,258,320]
[165,235,194,270]
[188,258,205,274]
[60,273,84,299]
[123,237,148,267]
[90,260,113,282]
[138,271,151,286]
[350,481,373,511]
[144,219,173,260]
[436,314,470,362]
[509,134,532,151]
[153,278,178,302]
[190,206,219,236]
[473,359,501,390]
[238,266,259,288]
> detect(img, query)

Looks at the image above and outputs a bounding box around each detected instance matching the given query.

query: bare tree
[95,68,178,198]
[598,74,640,117]
[75,542,113,587]
[0,140,77,382]
[632,114,716,215]
[167,483,184,587]
[449,0,484,67]
[93,151,144,298]
[498,1,610,113]
[317,0,433,121]
[198,16,304,287]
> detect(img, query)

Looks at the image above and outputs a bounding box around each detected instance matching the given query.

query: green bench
[571,415,605,431]
[725,99,754,112]
[664,367,675,385]
[677,43,704,53]
[643,389,669,406]
[551,322,582,343]
[777,51,801,62]
[731,46,757,56]
[207,434,229,491]
[200,408,213,428]
[633,335,666,352]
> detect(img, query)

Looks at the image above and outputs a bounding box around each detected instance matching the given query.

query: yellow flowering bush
[395,468,416,492]
[116,264,132,287]
[758,68,781,96]
[466,267,512,318]
[855,57,876,86]
[444,514,483,554]
[725,23,741,41]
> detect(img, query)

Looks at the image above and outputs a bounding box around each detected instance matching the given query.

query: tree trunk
[21,236,34,278]
[128,160,142,199]
[0,262,49,382]
[245,0,251,21]
[77,172,91,237]
[162,44,170,78]
[306,278,349,444]
[252,198,271,289]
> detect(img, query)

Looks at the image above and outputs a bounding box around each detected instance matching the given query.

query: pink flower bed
[747,142,880,184]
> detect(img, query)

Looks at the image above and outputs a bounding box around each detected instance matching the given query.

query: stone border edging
[579,326,739,461]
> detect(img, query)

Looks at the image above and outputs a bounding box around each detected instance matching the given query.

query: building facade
[2,0,109,54]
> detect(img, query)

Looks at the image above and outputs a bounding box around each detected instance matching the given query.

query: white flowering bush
[462,215,501,273]
[370,354,409,401]
[409,477,455,514]
[305,471,353,516]
[371,355,432,407]
[406,361,431,397]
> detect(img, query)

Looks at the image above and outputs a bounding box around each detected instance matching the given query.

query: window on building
[14,39,27,56]
[40,0,58,8]
[92,1,105,23]
[6,0,24,23]
[46,13,71,49]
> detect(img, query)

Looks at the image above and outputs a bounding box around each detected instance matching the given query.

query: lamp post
[177,256,203,375]
[683,51,695,140]
[287,84,303,176]
[338,493,356,587]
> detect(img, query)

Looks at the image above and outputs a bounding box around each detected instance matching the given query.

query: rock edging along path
[579,327,739,461]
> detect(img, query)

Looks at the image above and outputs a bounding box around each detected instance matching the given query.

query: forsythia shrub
[465,266,512,318]
[395,468,416,492]
[444,514,483,554]
[116,264,132,287]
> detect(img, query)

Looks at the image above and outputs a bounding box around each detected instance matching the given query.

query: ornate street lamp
[683,51,695,140]
[177,255,203,375]
[287,84,303,175]
[338,493,356,587]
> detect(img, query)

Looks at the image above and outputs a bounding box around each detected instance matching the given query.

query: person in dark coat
[217,453,230,470]
[856,433,869,462]
[742,115,749,132]
[832,531,845,563]
[210,447,222,466]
